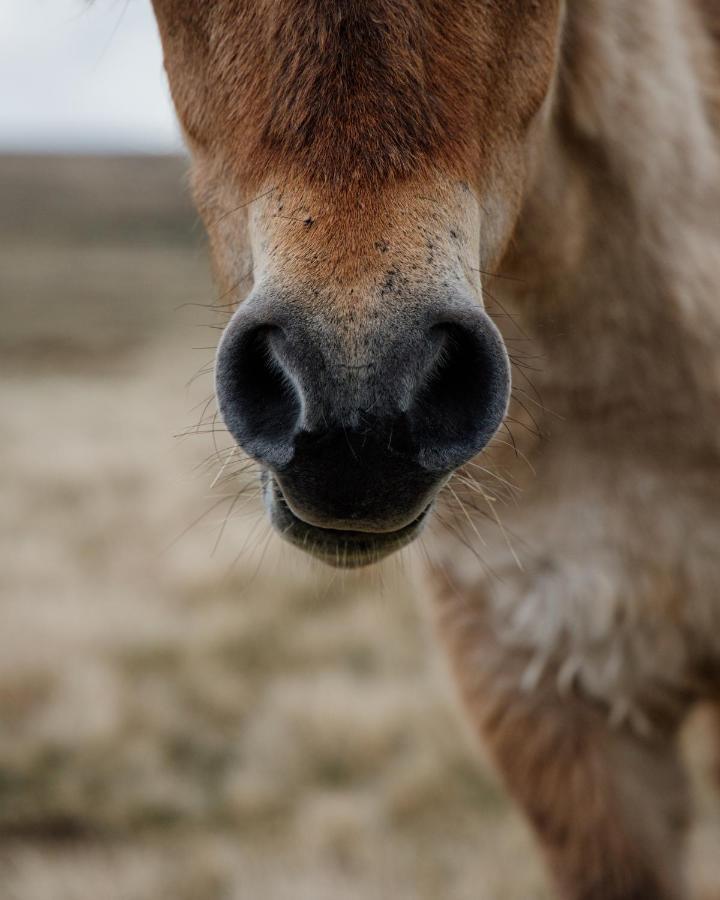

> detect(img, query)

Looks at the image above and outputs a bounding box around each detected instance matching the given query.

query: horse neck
[504,0,720,452]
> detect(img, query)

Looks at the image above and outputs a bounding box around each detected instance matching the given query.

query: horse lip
[264,475,430,567]
[276,478,426,534]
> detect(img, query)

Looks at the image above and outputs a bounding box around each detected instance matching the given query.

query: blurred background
[1,2,719,899]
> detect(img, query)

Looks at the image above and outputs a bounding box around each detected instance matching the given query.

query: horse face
[152,0,562,566]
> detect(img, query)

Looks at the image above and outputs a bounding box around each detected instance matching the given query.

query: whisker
[163,494,237,554]
[447,484,488,547]
[508,394,544,437]
[432,510,501,580]
[462,462,520,495]
[499,421,519,455]
[489,437,536,475]
[224,516,269,580]
[472,266,527,286]
[208,188,277,228]
[482,287,531,340]
[504,414,542,439]
[211,445,240,488]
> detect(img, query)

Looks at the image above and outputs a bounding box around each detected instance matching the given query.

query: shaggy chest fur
[430,442,720,732]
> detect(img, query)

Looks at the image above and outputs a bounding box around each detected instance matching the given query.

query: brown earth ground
[1,156,718,900]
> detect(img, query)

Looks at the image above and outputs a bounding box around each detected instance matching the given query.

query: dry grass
[0,157,718,900]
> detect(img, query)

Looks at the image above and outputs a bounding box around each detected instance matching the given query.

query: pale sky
[0,0,183,153]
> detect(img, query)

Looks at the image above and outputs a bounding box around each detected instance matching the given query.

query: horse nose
[216,319,304,469]
[215,289,510,521]
[407,310,511,471]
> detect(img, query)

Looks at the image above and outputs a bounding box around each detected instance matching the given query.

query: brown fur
[153,0,558,188]
[151,2,720,897]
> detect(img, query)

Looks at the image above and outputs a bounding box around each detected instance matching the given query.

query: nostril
[216,324,302,467]
[411,319,510,471]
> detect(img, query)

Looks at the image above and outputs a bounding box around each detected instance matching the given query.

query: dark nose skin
[215,287,510,533]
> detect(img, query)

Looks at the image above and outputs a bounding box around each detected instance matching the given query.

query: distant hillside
[0,155,199,246]
[0,154,211,356]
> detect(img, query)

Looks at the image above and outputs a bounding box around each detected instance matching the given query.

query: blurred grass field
[1,156,718,900]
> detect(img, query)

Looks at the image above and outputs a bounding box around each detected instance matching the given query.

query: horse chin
[262,473,430,568]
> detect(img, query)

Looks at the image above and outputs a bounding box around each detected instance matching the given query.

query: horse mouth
[264,475,430,568]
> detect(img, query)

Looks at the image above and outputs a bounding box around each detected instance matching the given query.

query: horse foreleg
[434,590,690,899]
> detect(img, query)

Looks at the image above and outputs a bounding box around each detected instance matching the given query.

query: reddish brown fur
[154,0,558,190]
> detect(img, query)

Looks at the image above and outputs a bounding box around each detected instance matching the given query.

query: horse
[150,2,720,897]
